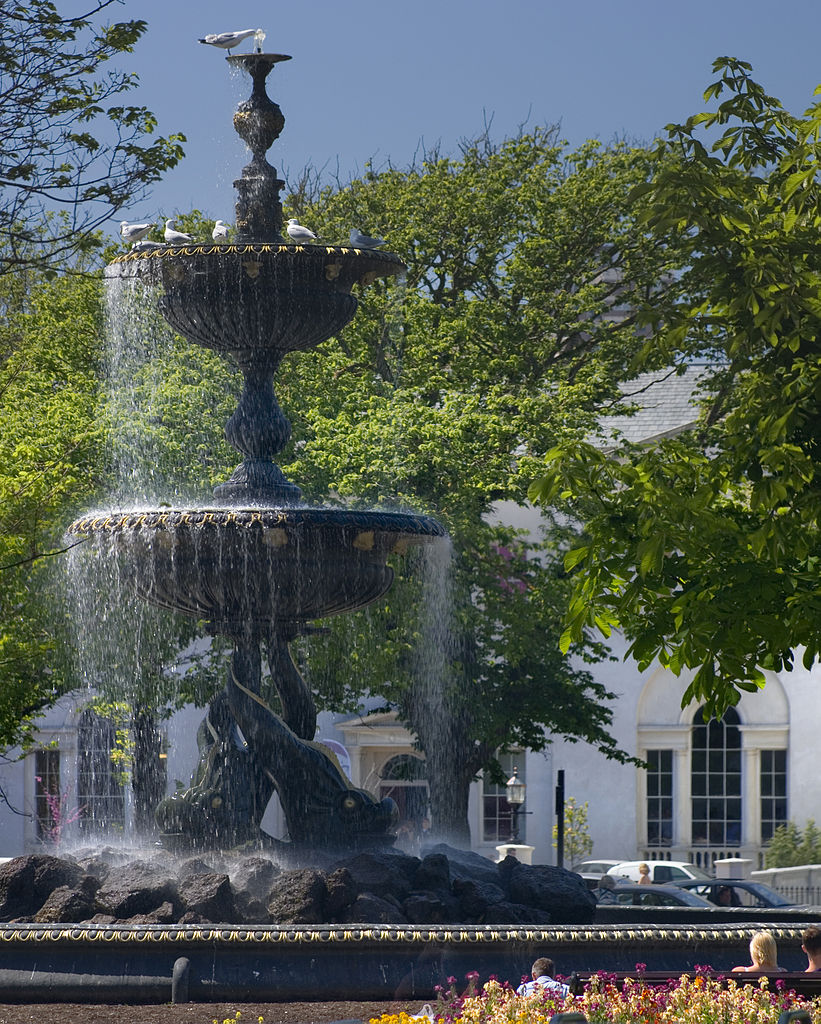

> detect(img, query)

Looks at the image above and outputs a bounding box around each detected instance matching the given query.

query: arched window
[691,706,742,846]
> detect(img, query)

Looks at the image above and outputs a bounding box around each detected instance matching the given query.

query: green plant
[765,819,821,868]
[552,796,593,864]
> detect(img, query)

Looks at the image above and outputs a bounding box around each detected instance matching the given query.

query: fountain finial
[227,52,292,242]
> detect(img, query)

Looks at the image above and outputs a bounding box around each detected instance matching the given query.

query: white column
[674,747,690,855]
[743,745,760,853]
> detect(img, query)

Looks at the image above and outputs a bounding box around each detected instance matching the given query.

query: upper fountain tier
[105,52,405,504]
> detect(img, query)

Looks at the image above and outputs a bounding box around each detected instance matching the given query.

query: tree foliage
[0,260,105,747]
[268,130,683,837]
[0,0,184,276]
[765,820,821,869]
[530,59,821,718]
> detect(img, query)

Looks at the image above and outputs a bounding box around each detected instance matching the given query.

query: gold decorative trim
[110,243,405,266]
[0,924,807,946]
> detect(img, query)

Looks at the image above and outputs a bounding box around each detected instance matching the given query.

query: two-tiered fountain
[70,48,444,853]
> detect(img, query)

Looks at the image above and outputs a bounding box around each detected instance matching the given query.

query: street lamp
[505,766,526,842]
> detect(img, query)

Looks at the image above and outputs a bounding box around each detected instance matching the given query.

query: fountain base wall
[0,921,814,1003]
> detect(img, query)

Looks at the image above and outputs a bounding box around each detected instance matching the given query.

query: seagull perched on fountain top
[286,218,317,244]
[164,219,194,245]
[349,228,386,249]
[212,220,230,241]
[120,220,153,245]
[198,29,260,54]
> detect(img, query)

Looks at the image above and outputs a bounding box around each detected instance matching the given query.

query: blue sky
[115,0,821,228]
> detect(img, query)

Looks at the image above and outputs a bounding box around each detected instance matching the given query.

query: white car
[571,858,625,887]
[606,860,712,884]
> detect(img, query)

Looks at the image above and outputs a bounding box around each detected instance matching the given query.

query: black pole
[555,768,565,868]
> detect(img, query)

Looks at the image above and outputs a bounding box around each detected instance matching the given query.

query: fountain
[0,45,791,1006]
[68,48,445,854]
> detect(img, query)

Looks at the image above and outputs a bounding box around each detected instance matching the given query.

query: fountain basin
[68,506,446,628]
[106,243,405,356]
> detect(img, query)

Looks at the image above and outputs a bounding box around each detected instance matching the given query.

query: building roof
[600,364,711,446]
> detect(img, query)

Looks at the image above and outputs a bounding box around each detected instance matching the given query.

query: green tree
[0,0,184,276]
[266,130,684,839]
[0,263,105,749]
[765,820,821,869]
[553,796,593,866]
[530,59,821,718]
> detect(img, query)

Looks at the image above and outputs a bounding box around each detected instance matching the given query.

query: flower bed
[370,971,819,1024]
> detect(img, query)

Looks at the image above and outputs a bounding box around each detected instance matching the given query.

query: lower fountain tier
[68,506,446,629]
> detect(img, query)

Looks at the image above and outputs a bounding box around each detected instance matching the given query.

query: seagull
[198,29,259,54]
[120,221,153,245]
[349,228,386,249]
[132,240,164,252]
[286,218,317,243]
[164,219,194,245]
[212,219,230,241]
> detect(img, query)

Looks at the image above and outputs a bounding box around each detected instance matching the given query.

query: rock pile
[0,843,595,926]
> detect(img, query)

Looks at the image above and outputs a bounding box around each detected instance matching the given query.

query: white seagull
[286,218,317,243]
[212,219,231,241]
[120,220,153,245]
[132,240,164,252]
[164,219,194,245]
[198,29,259,54]
[349,228,386,249]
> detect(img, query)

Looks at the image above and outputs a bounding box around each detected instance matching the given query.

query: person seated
[638,862,652,885]
[594,874,618,904]
[516,957,570,997]
[802,926,821,972]
[732,930,786,973]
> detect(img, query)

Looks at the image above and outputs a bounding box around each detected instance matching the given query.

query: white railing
[753,864,821,905]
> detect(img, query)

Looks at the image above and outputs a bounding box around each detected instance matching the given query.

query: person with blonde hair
[638,863,651,885]
[732,930,786,973]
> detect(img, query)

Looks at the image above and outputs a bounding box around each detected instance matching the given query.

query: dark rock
[331,851,419,900]
[126,900,176,925]
[505,860,595,924]
[178,910,207,925]
[85,913,116,925]
[73,855,111,883]
[177,872,237,923]
[453,878,506,919]
[403,891,461,925]
[413,854,451,892]
[178,857,218,880]
[0,855,84,921]
[267,868,327,924]
[324,867,357,917]
[94,860,180,919]
[340,892,408,924]
[231,856,280,897]
[422,844,501,887]
[34,884,96,923]
[233,889,271,924]
[481,901,551,925]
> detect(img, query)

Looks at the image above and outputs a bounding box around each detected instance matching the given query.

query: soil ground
[0,1001,414,1024]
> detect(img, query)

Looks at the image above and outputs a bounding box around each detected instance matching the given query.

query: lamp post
[505,766,526,843]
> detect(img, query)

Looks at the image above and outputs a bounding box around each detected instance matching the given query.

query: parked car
[607,860,712,884]
[595,883,715,908]
[674,879,797,908]
[571,858,625,888]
